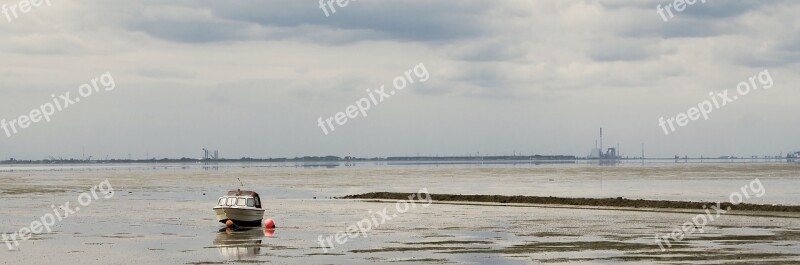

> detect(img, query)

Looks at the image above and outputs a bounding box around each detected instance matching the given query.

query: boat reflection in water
[213,227,275,259]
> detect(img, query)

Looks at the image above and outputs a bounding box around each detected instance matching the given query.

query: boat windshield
[219,194,262,208]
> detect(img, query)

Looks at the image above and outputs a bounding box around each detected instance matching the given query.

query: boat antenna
[237,177,244,187]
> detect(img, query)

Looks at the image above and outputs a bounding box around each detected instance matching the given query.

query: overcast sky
[0,0,798,160]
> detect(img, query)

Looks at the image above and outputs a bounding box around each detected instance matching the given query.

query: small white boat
[214,190,265,227]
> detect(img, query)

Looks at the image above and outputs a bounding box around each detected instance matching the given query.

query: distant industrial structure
[587,128,621,164]
[202,148,220,160]
[789,151,800,162]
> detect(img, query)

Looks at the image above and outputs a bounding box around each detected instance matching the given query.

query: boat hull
[214,207,265,227]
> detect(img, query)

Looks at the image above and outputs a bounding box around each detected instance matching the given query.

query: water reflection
[213,228,274,259]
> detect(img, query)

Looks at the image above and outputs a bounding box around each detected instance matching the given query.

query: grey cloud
[125,0,494,44]
[130,17,247,43]
[587,41,654,62]
[451,41,529,62]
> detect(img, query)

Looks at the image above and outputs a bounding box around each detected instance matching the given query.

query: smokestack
[599,128,603,157]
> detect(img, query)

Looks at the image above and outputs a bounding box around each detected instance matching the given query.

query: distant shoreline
[341,192,800,213]
[0,155,577,164]
[2,155,796,165]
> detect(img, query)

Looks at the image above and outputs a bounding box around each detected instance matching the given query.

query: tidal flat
[1,162,799,264]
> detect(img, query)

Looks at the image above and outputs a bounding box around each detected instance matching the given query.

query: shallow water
[1,162,799,264]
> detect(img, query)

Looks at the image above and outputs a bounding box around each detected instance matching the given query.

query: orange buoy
[225,220,234,228]
[264,219,275,229]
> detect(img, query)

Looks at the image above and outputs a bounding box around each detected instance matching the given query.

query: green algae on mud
[341,192,800,212]
[405,240,493,245]
[0,186,72,195]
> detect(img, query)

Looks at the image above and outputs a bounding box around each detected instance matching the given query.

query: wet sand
[1,162,799,264]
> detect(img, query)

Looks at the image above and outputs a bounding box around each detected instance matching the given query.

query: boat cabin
[217,190,262,209]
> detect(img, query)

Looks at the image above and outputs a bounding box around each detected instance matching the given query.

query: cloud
[1,0,799,158]
[121,0,495,44]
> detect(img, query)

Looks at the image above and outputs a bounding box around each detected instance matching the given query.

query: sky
[0,0,798,160]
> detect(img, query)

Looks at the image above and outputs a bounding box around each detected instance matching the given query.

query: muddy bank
[340,192,800,212]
